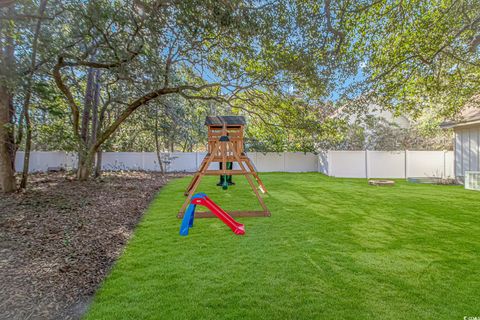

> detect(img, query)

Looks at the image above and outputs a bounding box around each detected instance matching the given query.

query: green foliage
[85,174,480,319]
[26,0,360,155]
[28,80,77,151]
[334,116,453,151]
[235,91,344,152]
[11,0,477,155]
[351,0,480,118]
[105,96,219,152]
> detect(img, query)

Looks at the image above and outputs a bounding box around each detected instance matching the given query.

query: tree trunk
[154,113,165,175]
[91,70,102,178]
[20,0,48,189]
[181,140,189,152]
[19,123,32,189]
[77,163,90,180]
[89,70,100,145]
[77,67,95,178]
[94,149,102,178]
[81,68,95,143]
[155,140,165,175]
[77,149,95,180]
[0,87,15,192]
[0,6,16,192]
[77,68,96,181]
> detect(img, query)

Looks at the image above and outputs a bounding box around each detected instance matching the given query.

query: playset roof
[205,116,246,126]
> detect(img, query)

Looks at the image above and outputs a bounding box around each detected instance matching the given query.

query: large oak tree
[1,0,478,189]
[49,0,354,180]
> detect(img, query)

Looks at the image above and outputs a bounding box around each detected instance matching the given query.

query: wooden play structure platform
[178,116,270,218]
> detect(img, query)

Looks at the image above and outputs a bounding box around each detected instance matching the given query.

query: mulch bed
[0,171,183,320]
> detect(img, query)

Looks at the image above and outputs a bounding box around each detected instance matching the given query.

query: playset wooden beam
[178,116,270,218]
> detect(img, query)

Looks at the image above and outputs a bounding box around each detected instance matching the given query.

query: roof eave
[440,118,480,129]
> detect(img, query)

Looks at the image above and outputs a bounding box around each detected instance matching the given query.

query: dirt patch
[0,171,184,319]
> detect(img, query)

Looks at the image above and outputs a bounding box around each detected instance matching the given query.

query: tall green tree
[48,0,355,179]
[0,2,16,192]
[0,0,55,192]
[3,0,477,188]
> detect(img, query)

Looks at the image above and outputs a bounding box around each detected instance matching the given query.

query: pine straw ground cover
[85,173,480,320]
[0,171,181,320]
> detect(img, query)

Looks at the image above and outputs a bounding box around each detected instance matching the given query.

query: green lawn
[85,173,480,320]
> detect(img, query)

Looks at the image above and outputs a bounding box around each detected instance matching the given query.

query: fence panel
[14,150,456,178]
[367,151,405,178]
[329,151,366,178]
[254,153,285,172]
[318,151,329,175]
[284,152,318,172]
[15,151,76,172]
[406,151,447,178]
[101,152,143,171]
[168,152,197,172]
[444,151,455,178]
[142,153,160,171]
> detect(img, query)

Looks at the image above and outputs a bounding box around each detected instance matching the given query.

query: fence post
[404,149,408,179]
[328,151,331,176]
[365,150,368,179]
[443,150,446,179]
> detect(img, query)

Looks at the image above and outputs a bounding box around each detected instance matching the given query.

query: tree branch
[92,83,222,151]
[325,0,345,42]
[61,49,142,69]
[53,56,81,139]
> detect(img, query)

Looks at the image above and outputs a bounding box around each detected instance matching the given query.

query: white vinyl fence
[14,151,319,173]
[14,152,77,173]
[15,150,455,178]
[324,150,454,179]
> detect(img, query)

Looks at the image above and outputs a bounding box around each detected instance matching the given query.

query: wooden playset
[178,116,270,218]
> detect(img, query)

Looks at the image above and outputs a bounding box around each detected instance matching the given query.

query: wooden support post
[178,116,270,218]
[178,142,219,217]
[227,141,270,215]
[243,157,268,193]
[184,155,210,195]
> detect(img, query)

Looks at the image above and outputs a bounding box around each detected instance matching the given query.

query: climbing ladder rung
[179,116,269,218]
[204,170,252,175]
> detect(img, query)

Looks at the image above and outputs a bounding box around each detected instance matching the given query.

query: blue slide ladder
[179,193,206,236]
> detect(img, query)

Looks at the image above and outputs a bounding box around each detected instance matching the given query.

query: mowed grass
[85,173,480,320]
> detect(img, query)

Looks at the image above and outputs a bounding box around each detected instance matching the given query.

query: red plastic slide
[191,195,245,235]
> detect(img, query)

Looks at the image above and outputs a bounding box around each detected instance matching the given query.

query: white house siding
[455,125,480,178]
